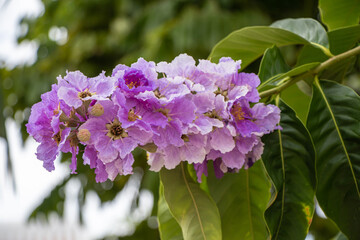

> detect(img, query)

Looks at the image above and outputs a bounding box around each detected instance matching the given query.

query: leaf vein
[315,79,360,198]
[181,163,207,240]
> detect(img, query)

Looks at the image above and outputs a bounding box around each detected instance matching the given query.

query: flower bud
[90,103,104,117]
[220,162,228,173]
[77,129,91,142]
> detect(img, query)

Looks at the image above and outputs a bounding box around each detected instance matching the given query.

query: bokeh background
[0,0,342,239]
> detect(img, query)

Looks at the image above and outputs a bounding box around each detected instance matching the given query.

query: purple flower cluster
[26,54,280,182]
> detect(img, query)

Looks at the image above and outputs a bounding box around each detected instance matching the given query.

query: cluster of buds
[26,54,280,182]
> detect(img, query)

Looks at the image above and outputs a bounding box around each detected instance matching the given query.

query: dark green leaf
[262,99,316,240]
[207,161,270,240]
[321,57,356,83]
[328,25,360,55]
[319,0,360,31]
[158,183,183,240]
[258,45,290,84]
[307,79,360,240]
[296,45,329,67]
[271,18,329,47]
[209,26,308,68]
[160,163,222,240]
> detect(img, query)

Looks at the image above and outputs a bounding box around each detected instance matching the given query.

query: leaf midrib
[181,163,207,240]
[315,79,360,198]
[246,170,254,240]
[273,126,286,240]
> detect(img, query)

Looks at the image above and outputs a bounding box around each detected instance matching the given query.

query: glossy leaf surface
[209,26,308,68]
[319,0,360,31]
[328,25,360,54]
[258,45,290,84]
[160,163,222,240]
[307,80,360,240]
[271,18,329,47]
[207,161,270,240]
[262,99,316,240]
[158,183,183,240]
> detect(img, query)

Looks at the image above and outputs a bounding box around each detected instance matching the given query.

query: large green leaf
[207,161,270,240]
[158,183,183,240]
[209,26,308,68]
[319,0,360,31]
[160,163,222,240]
[261,99,316,240]
[271,18,329,47]
[307,79,360,240]
[258,45,290,84]
[328,25,360,55]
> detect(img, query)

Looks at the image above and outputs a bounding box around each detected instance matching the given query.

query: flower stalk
[259,45,360,99]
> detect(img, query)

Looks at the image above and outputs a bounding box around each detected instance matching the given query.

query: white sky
[0,0,43,67]
[0,1,154,239]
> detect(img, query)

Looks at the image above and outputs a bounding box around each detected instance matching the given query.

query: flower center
[124,69,148,89]
[154,88,164,98]
[78,89,93,99]
[128,108,140,122]
[53,131,61,145]
[204,110,222,120]
[231,103,245,121]
[106,118,128,140]
[230,101,253,122]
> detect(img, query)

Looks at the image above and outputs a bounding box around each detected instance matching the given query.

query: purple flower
[112,58,156,95]
[197,57,241,90]
[229,98,281,137]
[194,158,224,182]
[251,103,281,134]
[79,99,152,178]
[148,134,207,170]
[83,146,108,182]
[208,124,236,153]
[157,54,198,79]
[26,84,71,171]
[229,98,260,137]
[57,71,116,108]
[27,54,282,182]
[232,72,260,102]
[105,154,135,180]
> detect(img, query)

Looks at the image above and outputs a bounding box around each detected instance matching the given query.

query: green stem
[259,45,360,98]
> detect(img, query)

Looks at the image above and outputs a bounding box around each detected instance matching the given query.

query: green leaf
[207,161,270,240]
[296,45,329,67]
[261,99,316,240]
[258,45,290,84]
[209,26,308,68]
[258,62,320,91]
[271,18,329,47]
[280,82,312,124]
[319,0,360,31]
[321,57,356,82]
[160,163,222,240]
[328,25,360,55]
[158,182,183,240]
[307,79,360,240]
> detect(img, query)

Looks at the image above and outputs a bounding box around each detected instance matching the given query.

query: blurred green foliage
[0,0,340,238]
